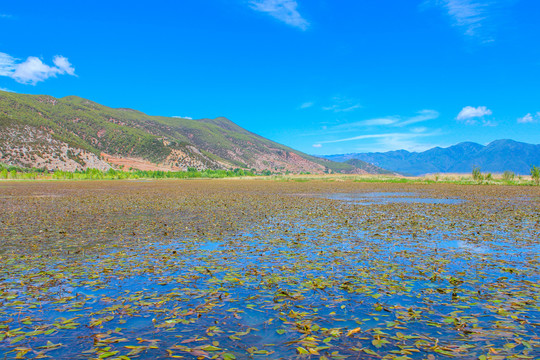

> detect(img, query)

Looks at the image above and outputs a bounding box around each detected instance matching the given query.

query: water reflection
[315,192,464,204]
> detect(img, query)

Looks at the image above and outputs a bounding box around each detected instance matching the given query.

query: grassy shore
[263,173,538,186]
[1,162,538,185]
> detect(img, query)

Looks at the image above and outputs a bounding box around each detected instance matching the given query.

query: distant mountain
[0,90,362,174]
[324,140,540,176]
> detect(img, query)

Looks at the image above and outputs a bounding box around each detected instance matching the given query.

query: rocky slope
[0,121,111,172]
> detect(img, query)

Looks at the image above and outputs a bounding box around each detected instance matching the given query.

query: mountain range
[0,90,384,174]
[324,140,540,176]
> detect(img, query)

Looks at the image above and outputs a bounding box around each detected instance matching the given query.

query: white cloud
[172,116,193,120]
[411,126,428,133]
[316,131,440,153]
[517,113,538,124]
[319,131,438,145]
[0,52,76,85]
[376,136,436,153]
[312,143,322,148]
[360,118,396,126]
[322,96,362,113]
[0,52,17,76]
[426,0,501,41]
[456,106,492,124]
[309,110,441,152]
[0,87,15,93]
[53,56,76,76]
[249,0,309,30]
[517,113,533,123]
[398,109,440,127]
[325,109,439,133]
[299,101,314,109]
[323,104,362,113]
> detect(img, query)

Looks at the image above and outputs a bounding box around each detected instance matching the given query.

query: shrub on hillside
[472,167,483,182]
[531,165,540,185]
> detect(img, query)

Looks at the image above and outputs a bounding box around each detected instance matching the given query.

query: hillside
[0,91,360,174]
[344,159,395,175]
[324,140,540,176]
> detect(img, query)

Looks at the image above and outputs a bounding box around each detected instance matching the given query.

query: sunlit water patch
[315,192,464,205]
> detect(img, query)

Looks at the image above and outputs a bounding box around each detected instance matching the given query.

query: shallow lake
[314,192,464,205]
[0,180,538,359]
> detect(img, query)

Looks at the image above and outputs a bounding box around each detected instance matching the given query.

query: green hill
[0,90,361,174]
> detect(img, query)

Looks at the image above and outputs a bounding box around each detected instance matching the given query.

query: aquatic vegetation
[0,180,539,359]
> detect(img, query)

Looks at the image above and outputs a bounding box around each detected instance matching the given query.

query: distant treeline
[471,166,539,185]
[0,164,276,180]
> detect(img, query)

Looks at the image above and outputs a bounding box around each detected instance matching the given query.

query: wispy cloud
[0,52,76,85]
[456,106,492,124]
[299,101,314,109]
[0,87,15,93]
[319,131,437,145]
[323,104,362,113]
[482,120,497,127]
[248,0,309,30]
[360,118,396,126]
[312,143,322,148]
[314,129,440,152]
[375,135,438,153]
[393,109,440,127]
[517,113,539,124]
[172,115,193,120]
[324,110,439,133]
[322,96,362,113]
[426,0,502,42]
[0,53,17,76]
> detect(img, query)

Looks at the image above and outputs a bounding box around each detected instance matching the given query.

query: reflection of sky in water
[454,240,489,253]
[315,192,464,205]
[1,194,539,360]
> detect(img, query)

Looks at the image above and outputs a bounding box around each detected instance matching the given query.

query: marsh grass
[2,163,539,186]
[269,173,537,186]
[472,167,484,182]
[503,170,515,183]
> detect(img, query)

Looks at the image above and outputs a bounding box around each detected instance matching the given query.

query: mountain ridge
[323,140,540,176]
[0,90,373,174]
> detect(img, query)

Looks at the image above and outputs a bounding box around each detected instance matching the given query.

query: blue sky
[0,0,539,155]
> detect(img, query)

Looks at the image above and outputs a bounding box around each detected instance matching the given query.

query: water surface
[0,181,538,359]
